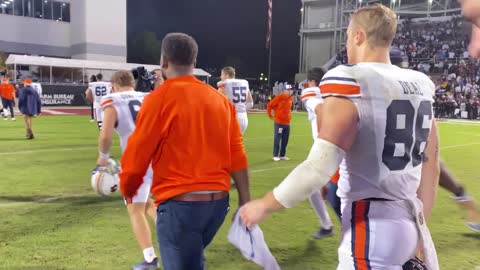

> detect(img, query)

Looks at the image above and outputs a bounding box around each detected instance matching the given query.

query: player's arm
[119,94,164,198]
[85,88,93,102]
[217,82,228,96]
[246,88,254,110]
[96,105,117,167]
[241,97,358,227]
[417,120,440,221]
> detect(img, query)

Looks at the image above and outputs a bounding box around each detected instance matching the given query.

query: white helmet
[91,159,120,196]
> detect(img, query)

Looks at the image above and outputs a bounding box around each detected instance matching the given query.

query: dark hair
[222,66,236,78]
[96,73,103,81]
[90,75,97,82]
[307,67,326,86]
[161,33,198,66]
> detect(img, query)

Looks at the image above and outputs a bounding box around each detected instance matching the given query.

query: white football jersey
[90,82,112,107]
[31,83,42,96]
[100,90,148,151]
[319,63,435,202]
[300,87,323,139]
[218,79,250,113]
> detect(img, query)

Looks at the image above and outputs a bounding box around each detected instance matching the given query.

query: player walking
[96,70,158,270]
[217,66,253,135]
[241,5,440,269]
[86,73,112,130]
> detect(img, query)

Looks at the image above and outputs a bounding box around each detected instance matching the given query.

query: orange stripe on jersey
[300,93,316,100]
[352,201,372,270]
[331,169,340,184]
[320,83,361,96]
[101,99,114,107]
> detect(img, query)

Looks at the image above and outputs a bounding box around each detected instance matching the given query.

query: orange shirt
[331,169,340,184]
[119,76,248,205]
[267,93,292,125]
[0,84,15,100]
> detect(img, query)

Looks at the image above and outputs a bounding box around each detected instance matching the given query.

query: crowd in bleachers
[335,15,480,120]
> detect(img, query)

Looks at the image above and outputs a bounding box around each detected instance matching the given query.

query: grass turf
[0,114,479,270]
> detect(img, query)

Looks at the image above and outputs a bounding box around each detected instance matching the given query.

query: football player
[300,67,339,238]
[242,5,440,269]
[86,73,112,130]
[96,70,159,270]
[217,66,253,135]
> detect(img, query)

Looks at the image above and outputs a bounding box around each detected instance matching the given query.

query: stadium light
[392,0,396,4]
[428,0,433,3]
[300,8,304,12]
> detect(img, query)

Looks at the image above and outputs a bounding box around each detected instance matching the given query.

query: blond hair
[111,70,135,88]
[222,66,236,78]
[350,4,398,48]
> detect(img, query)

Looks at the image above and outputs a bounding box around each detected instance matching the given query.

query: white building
[0,0,126,62]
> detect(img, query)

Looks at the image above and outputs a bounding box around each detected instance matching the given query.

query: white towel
[228,209,281,270]
[408,199,439,270]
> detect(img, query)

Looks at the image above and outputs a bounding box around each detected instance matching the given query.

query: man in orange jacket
[1,77,16,121]
[119,33,251,270]
[267,88,293,161]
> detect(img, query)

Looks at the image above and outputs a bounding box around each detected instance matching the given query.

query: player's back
[90,81,112,106]
[321,64,435,202]
[220,79,250,113]
[101,91,148,151]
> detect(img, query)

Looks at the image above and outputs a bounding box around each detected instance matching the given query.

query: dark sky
[127,0,301,82]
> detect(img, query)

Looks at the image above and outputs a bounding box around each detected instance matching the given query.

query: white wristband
[99,152,110,160]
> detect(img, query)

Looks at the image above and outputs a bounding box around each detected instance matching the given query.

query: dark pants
[327,182,342,219]
[90,103,94,120]
[2,99,14,118]
[157,196,229,270]
[273,122,290,157]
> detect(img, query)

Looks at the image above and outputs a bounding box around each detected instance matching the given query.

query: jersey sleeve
[319,66,361,99]
[100,95,116,110]
[217,81,226,90]
[300,87,321,102]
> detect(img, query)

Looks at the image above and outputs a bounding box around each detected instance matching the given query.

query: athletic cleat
[311,227,333,239]
[3,118,7,121]
[11,118,16,121]
[272,157,280,162]
[90,119,95,122]
[453,194,472,202]
[133,257,159,270]
[466,222,480,233]
[279,156,290,161]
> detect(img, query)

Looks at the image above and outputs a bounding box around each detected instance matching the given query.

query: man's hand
[240,199,271,228]
[240,191,284,228]
[96,156,109,167]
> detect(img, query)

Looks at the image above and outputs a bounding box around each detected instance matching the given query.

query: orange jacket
[119,76,248,205]
[267,93,292,125]
[0,84,15,100]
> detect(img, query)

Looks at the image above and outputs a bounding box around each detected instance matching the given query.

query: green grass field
[0,113,479,270]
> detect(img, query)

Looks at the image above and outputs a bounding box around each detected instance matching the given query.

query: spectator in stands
[18,79,41,139]
[1,77,16,121]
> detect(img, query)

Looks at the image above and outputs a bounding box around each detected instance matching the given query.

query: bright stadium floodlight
[300,8,304,12]
[428,0,433,3]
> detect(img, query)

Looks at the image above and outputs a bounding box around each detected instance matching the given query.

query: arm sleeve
[266,96,277,118]
[229,104,248,171]
[319,66,362,99]
[119,94,164,197]
[100,95,115,110]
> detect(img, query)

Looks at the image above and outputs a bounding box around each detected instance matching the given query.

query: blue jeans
[2,99,14,118]
[327,182,342,219]
[273,123,290,157]
[156,196,229,270]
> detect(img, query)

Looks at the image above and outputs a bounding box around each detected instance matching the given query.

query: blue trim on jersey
[321,77,358,83]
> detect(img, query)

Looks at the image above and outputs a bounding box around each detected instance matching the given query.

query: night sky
[127,0,301,82]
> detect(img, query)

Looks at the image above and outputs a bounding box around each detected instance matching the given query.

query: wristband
[99,151,110,160]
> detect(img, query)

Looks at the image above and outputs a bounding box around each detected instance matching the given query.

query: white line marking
[0,146,96,156]
[251,165,296,173]
[440,142,480,150]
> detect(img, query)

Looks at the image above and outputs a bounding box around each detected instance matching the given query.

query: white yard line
[0,146,96,156]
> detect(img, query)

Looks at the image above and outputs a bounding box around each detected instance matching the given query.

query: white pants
[94,106,104,130]
[237,112,248,135]
[338,200,419,270]
[124,168,153,205]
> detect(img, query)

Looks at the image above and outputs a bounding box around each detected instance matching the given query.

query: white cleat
[467,222,480,233]
[272,157,280,162]
[11,118,16,121]
[280,157,290,161]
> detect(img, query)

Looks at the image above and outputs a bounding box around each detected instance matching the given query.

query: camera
[131,66,158,92]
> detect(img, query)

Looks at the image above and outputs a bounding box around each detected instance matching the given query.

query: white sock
[143,247,156,263]
[309,191,333,229]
